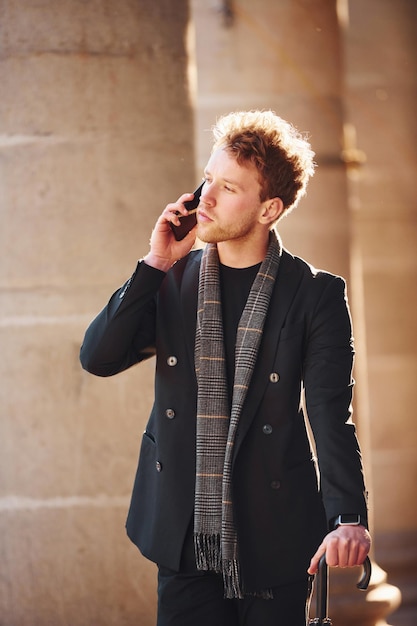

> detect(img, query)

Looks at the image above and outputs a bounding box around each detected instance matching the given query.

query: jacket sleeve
[79,261,166,377]
[303,274,368,526]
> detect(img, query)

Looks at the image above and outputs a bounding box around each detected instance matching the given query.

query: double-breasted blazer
[80,247,368,592]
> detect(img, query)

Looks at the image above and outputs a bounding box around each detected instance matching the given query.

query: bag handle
[309,555,372,625]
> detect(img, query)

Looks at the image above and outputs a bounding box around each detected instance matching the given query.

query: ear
[259,197,284,225]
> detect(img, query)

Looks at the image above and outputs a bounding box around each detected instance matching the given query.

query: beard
[196,218,256,245]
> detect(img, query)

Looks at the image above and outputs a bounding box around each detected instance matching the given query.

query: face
[196,148,265,244]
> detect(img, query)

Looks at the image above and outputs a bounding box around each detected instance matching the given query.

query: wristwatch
[333,514,364,528]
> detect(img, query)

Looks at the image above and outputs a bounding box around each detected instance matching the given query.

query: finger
[325,538,341,567]
[346,543,361,567]
[351,541,371,567]
[336,541,353,568]
[307,544,326,575]
[177,192,196,210]
[162,205,183,226]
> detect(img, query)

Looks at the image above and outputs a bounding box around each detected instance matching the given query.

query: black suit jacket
[80,248,368,591]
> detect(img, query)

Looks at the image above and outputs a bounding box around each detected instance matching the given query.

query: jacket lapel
[180,250,202,375]
[233,250,304,458]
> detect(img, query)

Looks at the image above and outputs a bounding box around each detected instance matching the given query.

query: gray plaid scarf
[194,230,282,599]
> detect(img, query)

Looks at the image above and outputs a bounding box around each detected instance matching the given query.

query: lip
[197,208,213,223]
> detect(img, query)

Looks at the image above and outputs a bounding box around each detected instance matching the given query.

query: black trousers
[157,567,311,626]
[156,525,312,626]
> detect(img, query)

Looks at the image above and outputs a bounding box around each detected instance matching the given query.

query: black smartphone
[170,182,204,241]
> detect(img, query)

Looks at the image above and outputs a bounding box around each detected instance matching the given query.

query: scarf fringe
[222,557,245,599]
[194,532,222,573]
[194,534,274,600]
[246,588,274,600]
[194,533,245,600]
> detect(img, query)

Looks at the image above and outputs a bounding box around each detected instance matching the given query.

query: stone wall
[0,1,194,624]
[344,2,417,623]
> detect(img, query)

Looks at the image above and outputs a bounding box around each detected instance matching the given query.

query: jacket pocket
[143,429,156,444]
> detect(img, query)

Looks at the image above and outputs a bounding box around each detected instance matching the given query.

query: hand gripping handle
[311,555,372,624]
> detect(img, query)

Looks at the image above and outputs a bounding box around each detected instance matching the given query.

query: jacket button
[262,424,273,435]
[167,356,178,366]
[156,461,162,472]
[270,480,281,490]
[165,408,175,419]
[269,372,280,383]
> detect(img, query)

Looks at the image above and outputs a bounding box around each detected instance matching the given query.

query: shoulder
[281,248,346,289]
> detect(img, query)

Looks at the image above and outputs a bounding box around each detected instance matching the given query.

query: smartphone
[170,182,204,241]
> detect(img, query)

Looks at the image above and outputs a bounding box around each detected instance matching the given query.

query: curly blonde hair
[212,110,315,214]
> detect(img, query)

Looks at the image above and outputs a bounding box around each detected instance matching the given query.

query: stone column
[190,0,401,623]
[0,1,194,624]
[343,1,417,624]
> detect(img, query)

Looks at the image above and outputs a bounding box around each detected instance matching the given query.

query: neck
[217,231,270,268]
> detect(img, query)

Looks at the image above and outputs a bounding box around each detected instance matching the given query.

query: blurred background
[1,1,416,624]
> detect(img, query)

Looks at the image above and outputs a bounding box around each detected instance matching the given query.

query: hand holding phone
[170,183,203,241]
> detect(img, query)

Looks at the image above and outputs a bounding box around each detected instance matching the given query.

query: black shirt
[219,262,261,401]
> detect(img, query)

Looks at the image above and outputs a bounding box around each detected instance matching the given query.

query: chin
[196,225,218,244]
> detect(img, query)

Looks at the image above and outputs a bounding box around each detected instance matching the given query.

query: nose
[200,181,215,204]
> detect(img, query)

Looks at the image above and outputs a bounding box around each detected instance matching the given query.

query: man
[80,110,371,626]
